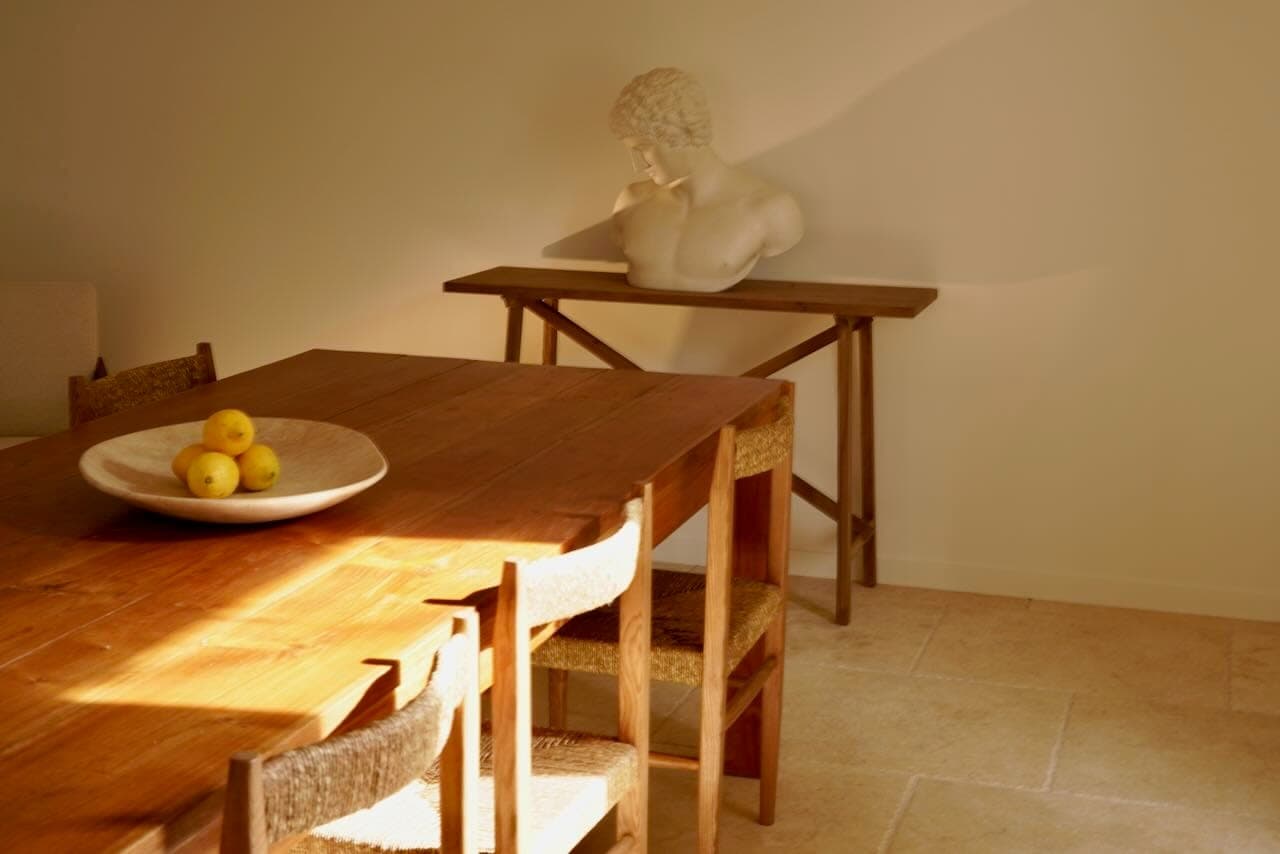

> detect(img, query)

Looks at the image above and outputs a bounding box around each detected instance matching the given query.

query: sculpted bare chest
[619,192,768,292]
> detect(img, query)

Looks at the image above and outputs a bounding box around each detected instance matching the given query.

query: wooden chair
[221,609,482,854]
[490,487,653,853]
[68,341,217,426]
[225,492,653,854]
[534,406,792,853]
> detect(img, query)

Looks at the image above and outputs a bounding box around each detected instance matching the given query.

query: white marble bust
[609,68,804,292]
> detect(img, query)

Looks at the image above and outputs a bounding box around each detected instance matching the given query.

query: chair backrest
[221,610,480,854]
[0,283,98,435]
[491,489,652,853]
[68,341,217,427]
[734,393,793,479]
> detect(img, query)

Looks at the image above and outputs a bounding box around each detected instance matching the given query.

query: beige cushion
[0,283,98,435]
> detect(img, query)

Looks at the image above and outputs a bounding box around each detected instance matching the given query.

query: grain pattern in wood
[0,351,782,852]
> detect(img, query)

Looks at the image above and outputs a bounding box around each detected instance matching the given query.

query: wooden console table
[444,266,938,624]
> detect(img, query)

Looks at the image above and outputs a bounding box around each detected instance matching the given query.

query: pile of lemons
[172,409,280,498]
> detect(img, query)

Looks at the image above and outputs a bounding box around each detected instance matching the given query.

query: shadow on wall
[544,0,1266,289]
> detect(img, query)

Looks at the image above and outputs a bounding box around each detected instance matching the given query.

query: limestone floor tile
[915,605,1230,707]
[646,761,909,853]
[656,662,1068,787]
[1054,693,1280,817]
[528,669,693,736]
[786,591,942,673]
[1232,629,1280,715]
[889,778,1280,853]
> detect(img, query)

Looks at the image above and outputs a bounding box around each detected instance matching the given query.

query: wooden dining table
[0,349,788,852]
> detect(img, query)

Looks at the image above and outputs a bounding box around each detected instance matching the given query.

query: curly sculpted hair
[608,67,712,149]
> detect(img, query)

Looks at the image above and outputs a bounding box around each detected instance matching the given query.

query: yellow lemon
[203,409,255,456]
[237,444,280,492]
[170,443,206,485]
[186,451,240,498]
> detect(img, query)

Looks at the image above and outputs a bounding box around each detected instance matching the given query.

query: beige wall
[3,0,1278,618]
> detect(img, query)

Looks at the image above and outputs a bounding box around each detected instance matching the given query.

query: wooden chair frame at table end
[494,290,874,626]
[221,607,482,854]
[493,483,655,854]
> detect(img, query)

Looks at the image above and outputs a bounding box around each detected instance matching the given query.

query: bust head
[609,67,712,185]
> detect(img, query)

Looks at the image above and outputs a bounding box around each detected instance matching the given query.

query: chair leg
[698,426,736,854]
[547,668,569,730]
[757,615,784,826]
[759,438,791,825]
[698,673,729,854]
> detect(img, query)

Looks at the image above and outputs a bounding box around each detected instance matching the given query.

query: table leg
[724,431,792,784]
[859,319,877,588]
[503,298,524,363]
[723,470,769,779]
[541,299,558,365]
[836,317,855,624]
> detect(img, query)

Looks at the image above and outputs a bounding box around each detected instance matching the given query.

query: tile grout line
[649,685,697,745]
[907,612,945,674]
[903,773,1275,823]
[876,774,920,854]
[1053,786,1277,821]
[1041,693,1075,791]
[1225,629,1234,711]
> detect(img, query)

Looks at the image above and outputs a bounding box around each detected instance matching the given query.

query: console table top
[444,266,938,318]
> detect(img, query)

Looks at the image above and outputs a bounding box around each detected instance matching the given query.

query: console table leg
[541,299,559,365]
[836,317,855,625]
[502,298,524,363]
[859,319,877,588]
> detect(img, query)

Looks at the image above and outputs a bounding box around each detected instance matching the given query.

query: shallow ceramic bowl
[79,417,388,524]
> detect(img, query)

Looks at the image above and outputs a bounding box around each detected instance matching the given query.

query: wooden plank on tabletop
[360,373,783,599]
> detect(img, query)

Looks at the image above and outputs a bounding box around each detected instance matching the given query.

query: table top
[0,349,785,852]
[444,266,938,318]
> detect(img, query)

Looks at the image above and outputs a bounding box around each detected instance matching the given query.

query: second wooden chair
[221,609,482,854]
[534,403,793,854]
[69,341,217,426]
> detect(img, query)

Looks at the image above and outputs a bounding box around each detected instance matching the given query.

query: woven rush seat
[295,728,637,854]
[733,396,793,479]
[533,569,784,686]
[68,342,216,426]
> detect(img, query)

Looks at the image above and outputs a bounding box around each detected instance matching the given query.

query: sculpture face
[624,137,695,187]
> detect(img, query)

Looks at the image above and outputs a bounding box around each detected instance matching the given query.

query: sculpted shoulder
[748,183,804,257]
[613,179,658,216]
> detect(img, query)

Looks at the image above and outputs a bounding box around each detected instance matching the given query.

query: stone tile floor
[565,574,1280,852]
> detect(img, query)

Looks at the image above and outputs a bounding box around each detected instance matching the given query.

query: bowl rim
[78,417,389,520]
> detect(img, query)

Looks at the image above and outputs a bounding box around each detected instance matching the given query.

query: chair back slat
[69,341,217,426]
[517,497,645,628]
[493,491,650,853]
[221,615,478,854]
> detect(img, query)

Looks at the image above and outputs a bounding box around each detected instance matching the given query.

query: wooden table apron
[443,266,939,625]
[0,350,786,853]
